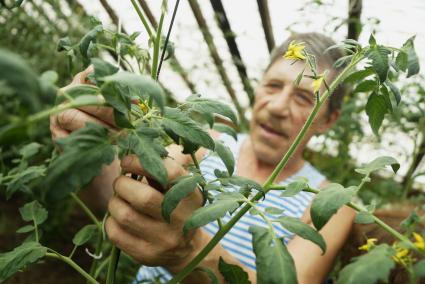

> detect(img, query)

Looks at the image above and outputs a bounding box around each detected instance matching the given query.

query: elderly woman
[51,32,355,283]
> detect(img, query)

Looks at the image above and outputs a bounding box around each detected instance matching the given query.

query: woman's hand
[49,66,116,141]
[49,66,120,211]
[105,153,205,270]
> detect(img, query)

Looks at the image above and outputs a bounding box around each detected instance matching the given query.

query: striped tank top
[135,133,326,283]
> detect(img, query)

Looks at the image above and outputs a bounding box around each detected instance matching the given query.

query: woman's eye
[295,92,313,104]
[264,83,282,90]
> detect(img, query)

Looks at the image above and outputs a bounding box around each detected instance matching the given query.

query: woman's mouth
[259,123,288,139]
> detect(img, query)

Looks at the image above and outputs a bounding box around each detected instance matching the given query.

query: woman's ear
[316,109,340,135]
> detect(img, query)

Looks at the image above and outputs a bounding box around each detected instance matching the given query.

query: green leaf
[367,45,390,83]
[118,129,168,187]
[337,245,395,284]
[0,242,47,282]
[184,195,240,233]
[79,25,103,59]
[344,68,374,84]
[276,216,326,253]
[368,34,377,46]
[384,81,401,105]
[413,259,425,279]
[162,174,203,223]
[355,156,399,176]
[45,123,116,201]
[186,95,238,127]
[214,140,235,176]
[213,123,238,140]
[72,224,98,246]
[310,184,356,230]
[395,51,408,72]
[40,70,58,88]
[19,201,48,226]
[264,206,284,215]
[365,92,388,135]
[100,82,131,115]
[354,212,375,224]
[0,49,42,111]
[18,142,42,160]
[101,72,165,112]
[57,36,72,52]
[379,85,393,113]
[63,84,99,97]
[90,58,119,83]
[333,55,352,68]
[294,67,305,86]
[16,225,35,234]
[162,107,215,150]
[218,257,251,284]
[280,178,308,197]
[353,80,376,93]
[401,36,420,77]
[5,166,46,199]
[219,176,263,194]
[250,226,297,284]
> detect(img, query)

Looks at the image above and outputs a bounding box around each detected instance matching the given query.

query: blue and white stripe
[135,133,325,283]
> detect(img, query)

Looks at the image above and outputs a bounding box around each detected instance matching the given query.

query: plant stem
[88,228,104,282]
[190,152,200,170]
[33,219,39,243]
[95,254,111,279]
[26,96,104,124]
[346,202,420,252]
[129,0,153,40]
[150,5,165,81]
[69,245,77,259]
[106,245,121,284]
[46,252,100,284]
[169,56,362,283]
[70,193,101,229]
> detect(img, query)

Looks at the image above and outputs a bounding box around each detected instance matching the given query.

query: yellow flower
[413,232,425,250]
[138,101,149,114]
[312,75,324,93]
[283,41,306,61]
[358,238,378,251]
[392,242,415,266]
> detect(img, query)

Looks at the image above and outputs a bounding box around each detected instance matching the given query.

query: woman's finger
[108,195,162,238]
[113,176,164,219]
[72,65,94,84]
[120,154,186,183]
[105,217,155,264]
[49,115,70,141]
[56,108,113,133]
[77,105,117,128]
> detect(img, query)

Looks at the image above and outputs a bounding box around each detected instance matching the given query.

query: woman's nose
[266,86,291,117]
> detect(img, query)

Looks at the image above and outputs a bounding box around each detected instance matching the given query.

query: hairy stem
[106,246,120,284]
[46,252,100,284]
[150,3,166,80]
[129,0,153,40]
[88,228,104,282]
[70,193,101,229]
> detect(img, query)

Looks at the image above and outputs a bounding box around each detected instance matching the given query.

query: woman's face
[250,58,338,166]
